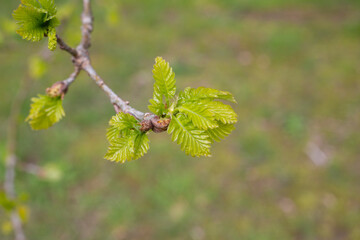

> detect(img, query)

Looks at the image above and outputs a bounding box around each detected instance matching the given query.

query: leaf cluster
[105,57,237,163]
[148,57,237,157]
[26,94,65,130]
[13,0,59,50]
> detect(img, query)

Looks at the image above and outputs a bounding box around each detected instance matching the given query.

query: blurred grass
[1,0,360,239]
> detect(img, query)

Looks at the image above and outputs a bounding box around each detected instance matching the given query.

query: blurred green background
[1,0,360,239]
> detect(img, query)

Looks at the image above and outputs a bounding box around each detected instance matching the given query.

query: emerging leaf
[105,133,136,163]
[106,112,140,142]
[133,133,150,160]
[148,88,165,116]
[179,87,236,104]
[26,94,65,130]
[105,113,150,163]
[204,101,237,124]
[177,102,218,130]
[146,58,238,159]
[148,57,176,115]
[153,57,176,102]
[105,131,149,163]
[13,0,59,50]
[205,122,235,143]
[167,114,211,157]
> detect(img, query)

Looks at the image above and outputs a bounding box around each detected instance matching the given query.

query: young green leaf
[105,131,150,163]
[106,112,140,142]
[148,57,176,115]
[204,101,237,124]
[179,87,236,104]
[106,125,121,143]
[105,113,150,163]
[167,114,211,157]
[148,86,165,116]
[133,133,150,160]
[26,94,65,130]
[205,122,235,143]
[22,0,57,17]
[105,133,136,163]
[13,0,59,50]
[176,102,218,129]
[153,57,176,102]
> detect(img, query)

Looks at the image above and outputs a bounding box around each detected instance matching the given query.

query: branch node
[140,115,171,133]
[46,81,68,99]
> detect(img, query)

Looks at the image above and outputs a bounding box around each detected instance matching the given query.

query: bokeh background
[1,0,360,239]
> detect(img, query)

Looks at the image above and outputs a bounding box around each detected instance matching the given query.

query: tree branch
[81,62,145,120]
[63,67,81,86]
[53,0,169,131]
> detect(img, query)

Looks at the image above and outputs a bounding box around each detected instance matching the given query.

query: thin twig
[63,67,81,86]
[46,67,81,99]
[54,0,168,128]
[76,0,146,120]
[56,35,78,57]
[81,62,145,120]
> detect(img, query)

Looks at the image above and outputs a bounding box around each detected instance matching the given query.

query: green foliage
[13,0,59,50]
[178,86,236,104]
[176,103,218,130]
[206,122,235,143]
[167,92,237,156]
[148,89,165,116]
[149,58,237,157]
[4,0,360,237]
[167,114,211,157]
[105,112,149,163]
[148,57,176,116]
[106,112,140,142]
[12,0,237,162]
[26,94,65,130]
[203,101,237,124]
[105,57,237,162]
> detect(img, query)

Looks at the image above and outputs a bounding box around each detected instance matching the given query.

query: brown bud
[46,81,68,99]
[151,116,171,133]
[140,119,152,132]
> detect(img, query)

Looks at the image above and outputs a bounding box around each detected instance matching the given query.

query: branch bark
[80,0,93,49]
[81,62,145,120]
